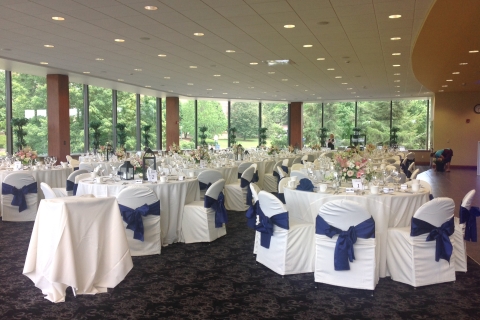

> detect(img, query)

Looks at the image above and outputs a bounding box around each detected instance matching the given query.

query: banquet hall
[0,0,480,318]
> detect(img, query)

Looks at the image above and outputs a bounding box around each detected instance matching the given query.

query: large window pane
[357,100,391,146]
[69,83,84,154]
[179,99,195,150]
[392,99,429,149]
[88,85,112,152]
[117,91,136,151]
[12,73,48,155]
[323,102,355,147]
[140,95,157,150]
[303,103,323,146]
[0,70,5,156]
[197,100,228,149]
[262,102,288,148]
[162,99,166,149]
[230,101,259,148]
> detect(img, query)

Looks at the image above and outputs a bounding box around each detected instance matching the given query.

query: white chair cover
[69,159,80,169]
[282,159,289,166]
[455,189,476,272]
[263,160,283,193]
[197,169,223,199]
[40,182,58,199]
[315,200,378,290]
[410,168,420,180]
[75,173,93,184]
[79,162,96,172]
[238,162,253,175]
[407,152,415,160]
[182,179,227,243]
[387,198,456,287]
[250,183,262,254]
[117,186,161,256]
[290,170,309,180]
[66,155,73,163]
[255,191,314,275]
[52,169,88,197]
[224,167,255,211]
[292,156,302,164]
[291,163,303,171]
[2,172,38,221]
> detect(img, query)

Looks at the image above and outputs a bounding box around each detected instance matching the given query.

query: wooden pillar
[289,102,303,148]
[166,97,179,148]
[47,74,70,162]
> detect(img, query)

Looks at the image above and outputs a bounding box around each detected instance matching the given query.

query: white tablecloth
[183,166,238,185]
[23,196,133,303]
[78,161,124,175]
[76,178,200,244]
[284,186,430,277]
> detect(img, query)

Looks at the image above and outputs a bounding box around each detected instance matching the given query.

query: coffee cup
[411,183,420,193]
[61,162,68,168]
[160,176,168,183]
[319,183,328,192]
[178,175,185,181]
[95,177,103,184]
[370,185,379,195]
[188,171,195,178]
[288,180,296,188]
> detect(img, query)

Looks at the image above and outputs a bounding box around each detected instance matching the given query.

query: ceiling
[0,0,437,102]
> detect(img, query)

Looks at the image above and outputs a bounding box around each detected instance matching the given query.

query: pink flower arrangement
[334,151,371,181]
[15,146,37,164]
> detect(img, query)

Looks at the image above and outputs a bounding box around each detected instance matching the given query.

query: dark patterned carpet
[1,211,480,320]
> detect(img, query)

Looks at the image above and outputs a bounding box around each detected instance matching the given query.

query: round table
[78,161,124,175]
[183,166,238,185]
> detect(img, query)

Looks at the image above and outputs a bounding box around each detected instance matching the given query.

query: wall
[433,91,480,167]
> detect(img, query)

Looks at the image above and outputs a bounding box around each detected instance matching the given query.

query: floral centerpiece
[288,145,295,153]
[333,149,372,181]
[310,144,321,150]
[169,143,181,154]
[129,156,143,175]
[15,146,37,165]
[232,144,244,155]
[115,147,126,160]
[190,146,210,163]
[267,145,280,155]
[365,143,376,153]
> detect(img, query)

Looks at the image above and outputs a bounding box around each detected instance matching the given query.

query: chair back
[75,173,93,184]
[291,163,303,171]
[278,177,292,194]
[408,161,416,173]
[249,163,257,172]
[324,152,334,159]
[399,172,407,183]
[197,169,223,186]
[258,191,287,218]
[410,168,419,179]
[3,172,36,188]
[318,199,371,230]
[241,166,255,183]
[69,159,80,169]
[40,182,57,199]
[461,190,476,210]
[273,160,283,172]
[407,152,415,160]
[238,162,253,174]
[414,197,454,227]
[282,159,289,166]
[386,158,396,164]
[79,162,95,172]
[385,165,396,171]
[277,166,287,179]
[66,155,73,163]
[292,156,302,164]
[117,186,159,208]
[67,169,88,183]
[301,155,308,161]
[205,179,225,200]
[250,183,261,204]
[290,170,309,180]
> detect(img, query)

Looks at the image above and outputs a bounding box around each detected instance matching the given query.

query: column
[289,102,303,148]
[166,97,179,148]
[47,74,70,161]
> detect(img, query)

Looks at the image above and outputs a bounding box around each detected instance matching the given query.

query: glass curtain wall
[179,99,195,150]
[88,85,112,152]
[69,83,84,154]
[262,102,288,147]
[357,100,391,146]
[230,101,259,149]
[161,99,166,150]
[392,99,429,149]
[323,101,355,147]
[11,73,48,155]
[197,100,228,149]
[0,70,5,155]
[302,102,323,146]
[140,95,157,150]
[116,91,136,151]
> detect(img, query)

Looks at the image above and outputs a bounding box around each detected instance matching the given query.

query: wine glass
[392,170,401,191]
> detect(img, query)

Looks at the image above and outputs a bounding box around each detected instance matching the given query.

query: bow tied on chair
[252,171,259,183]
[118,200,160,241]
[281,165,289,175]
[255,210,289,248]
[240,177,253,205]
[2,182,37,212]
[459,206,480,242]
[199,181,212,191]
[411,217,454,262]
[204,192,228,228]
[316,215,375,271]
[246,201,262,229]
[66,180,79,196]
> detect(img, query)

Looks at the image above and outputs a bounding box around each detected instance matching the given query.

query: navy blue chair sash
[2,182,37,212]
[411,216,454,262]
[118,200,160,241]
[281,165,289,175]
[276,192,286,204]
[66,180,80,196]
[199,181,212,191]
[252,171,259,183]
[246,201,262,229]
[205,192,228,228]
[316,215,375,271]
[241,177,252,205]
[460,206,480,242]
[296,178,314,192]
[255,209,289,249]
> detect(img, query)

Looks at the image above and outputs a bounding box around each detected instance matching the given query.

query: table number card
[400,184,408,190]
[351,179,363,190]
[200,160,206,168]
[345,187,355,193]
[13,161,22,171]
[148,170,157,182]
[135,179,143,184]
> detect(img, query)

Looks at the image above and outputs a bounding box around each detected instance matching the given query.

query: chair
[1,172,38,221]
[79,162,95,172]
[292,156,302,164]
[263,160,283,193]
[40,182,58,199]
[324,152,334,159]
[277,166,288,179]
[117,186,161,256]
[386,198,456,287]
[290,170,309,180]
[301,155,308,164]
[237,162,253,179]
[410,168,420,180]
[197,169,223,200]
[315,200,378,290]
[52,169,88,197]
[255,191,314,275]
[291,163,303,171]
[249,163,259,182]
[456,189,477,272]
[282,159,289,167]
[277,177,292,204]
[75,172,93,184]
[247,183,262,254]
[385,158,396,164]
[182,179,227,243]
[224,166,255,211]
[407,152,415,161]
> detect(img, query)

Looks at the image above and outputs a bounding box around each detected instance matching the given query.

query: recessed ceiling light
[394,73,401,76]
[392,53,401,56]
[164,77,170,79]
[452,72,460,74]
[222,93,228,95]
[281,79,288,81]
[469,50,479,53]
[134,68,142,71]
[95,58,104,61]
[351,92,356,94]
[347,88,353,90]
[268,72,275,74]
[233,81,239,83]
[395,95,400,97]
[446,79,453,81]
[442,85,448,87]
[52,16,64,21]
[225,50,235,53]
[317,58,325,60]
[44,44,54,48]
[145,85,151,88]
[394,80,401,82]
[389,14,402,19]
[115,39,125,42]
[327,68,335,71]
[459,62,468,65]
[248,87,254,89]
[250,62,258,65]
[193,33,204,36]
[118,79,124,81]
[187,83,193,85]
[40,62,48,65]
[439,90,444,92]
[206,89,212,90]
[284,24,295,28]
[393,64,400,67]
[395,86,400,87]
[213,74,221,77]
[158,54,166,57]
[144,5,158,10]
[304,90,308,91]
[83,71,90,74]
[396,91,400,93]
[303,44,313,47]
[341,83,348,85]
[189,66,197,68]
[317,97,322,99]
[335,76,342,78]
[390,37,401,40]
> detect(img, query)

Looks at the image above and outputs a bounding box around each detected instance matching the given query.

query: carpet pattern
[1,210,480,319]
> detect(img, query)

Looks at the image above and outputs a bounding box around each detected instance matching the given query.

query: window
[0,70,5,155]
[197,100,228,149]
[11,73,48,155]
[161,99,166,150]
[230,101,259,148]
[116,91,136,151]
[179,99,195,150]
[392,99,429,149]
[303,103,323,146]
[140,95,157,150]
[323,101,355,147]
[357,100,391,146]
[88,85,112,152]
[69,83,84,154]
[262,102,288,148]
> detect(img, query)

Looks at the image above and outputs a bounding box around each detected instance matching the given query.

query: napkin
[296,178,314,192]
